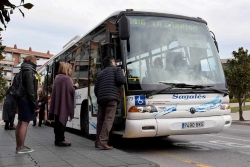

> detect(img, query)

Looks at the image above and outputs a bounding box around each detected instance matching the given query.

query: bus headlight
[220,104,230,110]
[128,105,157,113]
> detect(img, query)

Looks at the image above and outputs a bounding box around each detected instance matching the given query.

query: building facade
[221,58,233,67]
[0,44,53,86]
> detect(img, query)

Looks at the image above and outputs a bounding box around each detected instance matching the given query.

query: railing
[3,75,12,80]
[3,66,12,71]
[74,71,88,78]
[0,65,12,70]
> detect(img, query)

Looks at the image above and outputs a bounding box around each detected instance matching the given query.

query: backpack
[10,70,25,97]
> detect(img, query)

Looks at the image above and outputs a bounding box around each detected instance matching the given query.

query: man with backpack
[11,56,40,154]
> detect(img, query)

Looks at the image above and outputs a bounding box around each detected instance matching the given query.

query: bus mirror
[214,40,219,53]
[119,16,130,40]
[210,31,219,53]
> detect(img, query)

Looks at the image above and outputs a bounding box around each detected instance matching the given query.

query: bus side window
[90,40,101,87]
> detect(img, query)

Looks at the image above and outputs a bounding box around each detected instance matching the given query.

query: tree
[0,0,34,53]
[0,0,33,101]
[0,0,34,30]
[0,33,8,102]
[224,47,250,121]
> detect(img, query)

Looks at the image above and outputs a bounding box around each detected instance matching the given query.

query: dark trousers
[33,110,44,126]
[47,110,54,120]
[96,100,117,145]
[54,115,66,143]
[5,115,15,129]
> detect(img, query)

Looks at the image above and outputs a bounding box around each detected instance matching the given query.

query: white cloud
[1,0,249,58]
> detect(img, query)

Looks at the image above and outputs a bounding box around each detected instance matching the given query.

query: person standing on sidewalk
[49,62,79,147]
[15,56,40,154]
[33,87,47,127]
[94,56,126,150]
[46,91,54,125]
[2,88,17,130]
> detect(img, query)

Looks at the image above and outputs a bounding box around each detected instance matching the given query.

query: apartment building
[0,44,53,86]
[221,58,234,67]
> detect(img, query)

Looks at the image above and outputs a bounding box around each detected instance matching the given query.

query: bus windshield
[126,16,226,91]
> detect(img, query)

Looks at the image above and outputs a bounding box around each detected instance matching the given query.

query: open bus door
[100,43,125,131]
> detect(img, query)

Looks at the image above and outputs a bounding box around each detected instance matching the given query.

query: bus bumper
[122,115,232,138]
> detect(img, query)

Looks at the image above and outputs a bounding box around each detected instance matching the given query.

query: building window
[3,53,12,61]
[19,57,23,63]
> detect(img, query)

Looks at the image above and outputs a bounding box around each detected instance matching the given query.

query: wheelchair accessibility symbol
[135,95,146,105]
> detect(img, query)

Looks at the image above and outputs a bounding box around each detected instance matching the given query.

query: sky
[1,0,250,59]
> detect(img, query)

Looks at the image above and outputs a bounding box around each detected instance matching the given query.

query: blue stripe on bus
[89,119,97,129]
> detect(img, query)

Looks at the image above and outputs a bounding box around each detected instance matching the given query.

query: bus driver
[146,57,170,83]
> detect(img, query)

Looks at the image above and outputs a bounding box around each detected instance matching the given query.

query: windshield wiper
[146,82,228,98]
[146,83,176,98]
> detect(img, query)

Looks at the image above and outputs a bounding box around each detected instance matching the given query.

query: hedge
[230,98,250,103]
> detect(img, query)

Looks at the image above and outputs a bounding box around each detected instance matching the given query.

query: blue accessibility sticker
[135,95,146,105]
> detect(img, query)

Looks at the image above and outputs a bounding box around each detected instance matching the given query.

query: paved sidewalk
[231,110,250,126]
[0,123,159,167]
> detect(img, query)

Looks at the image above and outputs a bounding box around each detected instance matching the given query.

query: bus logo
[172,94,206,100]
[135,95,146,105]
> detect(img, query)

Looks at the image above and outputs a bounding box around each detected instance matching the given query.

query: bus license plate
[182,122,204,129]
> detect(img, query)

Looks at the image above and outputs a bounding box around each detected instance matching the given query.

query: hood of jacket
[21,62,36,72]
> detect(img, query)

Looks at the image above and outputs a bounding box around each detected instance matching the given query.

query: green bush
[230,98,250,103]
[230,98,238,103]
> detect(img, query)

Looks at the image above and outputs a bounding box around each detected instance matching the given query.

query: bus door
[100,43,126,131]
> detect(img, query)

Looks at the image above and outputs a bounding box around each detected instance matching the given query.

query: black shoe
[95,140,99,148]
[8,127,16,130]
[55,142,71,147]
[32,124,36,126]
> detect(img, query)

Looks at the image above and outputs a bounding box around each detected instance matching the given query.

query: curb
[149,162,161,167]
[232,121,250,126]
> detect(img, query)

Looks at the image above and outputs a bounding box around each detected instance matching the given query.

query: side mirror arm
[210,31,219,53]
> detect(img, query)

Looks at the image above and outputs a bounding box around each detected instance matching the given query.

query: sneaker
[16,146,34,154]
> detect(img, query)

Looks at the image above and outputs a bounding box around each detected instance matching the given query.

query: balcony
[0,60,14,65]
[3,75,12,80]
[3,66,12,71]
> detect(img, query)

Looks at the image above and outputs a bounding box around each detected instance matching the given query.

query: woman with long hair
[49,62,78,146]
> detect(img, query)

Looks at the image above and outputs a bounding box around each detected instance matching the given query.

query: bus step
[112,130,125,135]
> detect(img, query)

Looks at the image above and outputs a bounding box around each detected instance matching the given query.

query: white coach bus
[38,9,231,138]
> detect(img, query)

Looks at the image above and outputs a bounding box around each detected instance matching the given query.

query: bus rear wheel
[80,103,89,137]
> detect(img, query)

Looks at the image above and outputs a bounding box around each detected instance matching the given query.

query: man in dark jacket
[94,56,126,150]
[2,88,17,130]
